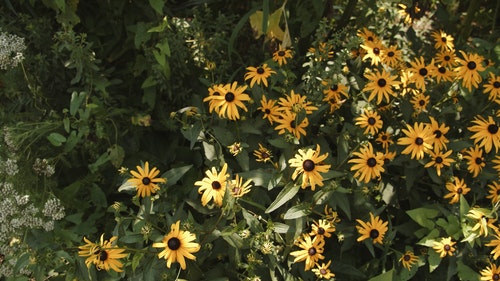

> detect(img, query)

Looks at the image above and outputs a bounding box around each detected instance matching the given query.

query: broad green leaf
[63,117,70,133]
[90,184,107,208]
[368,269,394,281]
[235,151,250,171]
[273,222,290,234]
[107,144,125,168]
[70,91,86,116]
[416,228,439,247]
[148,0,164,14]
[427,248,441,272]
[162,165,192,187]
[237,169,274,188]
[131,252,145,272]
[457,260,481,281]
[283,203,311,220]
[406,206,440,229]
[63,130,79,153]
[88,151,111,173]
[47,132,67,147]
[265,182,300,213]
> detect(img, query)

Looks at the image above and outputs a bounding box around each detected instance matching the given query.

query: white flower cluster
[0,158,18,176]
[0,31,26,70]
[33,158,55,177]
[0,182,65,277]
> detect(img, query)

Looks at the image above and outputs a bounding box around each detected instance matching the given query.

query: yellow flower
[424,149,455,176]
[277,90,318,115]
[483,73,500,102]
[253,143,273,163]
[487,181,500,204]
[357,27,380,44]
[435,49,457,68]
[468,115,500,153]
[288,144,331,190]
[454,51,486,92]
[355,109,383,136]
[244,64,276,87]
[213,82,251,120]
[203,84,226,115]
[227,142,243,156]
[463,146,486,177]
[376,131,394,151]
[312,260,335,279]
[431,30,455,51]
[290,234,325,271]
[411,93,430,113]
[274,110,309,140]
[309,219,336,239]
[467,209,498,237]
[272,45,292,66]
[381,45,403,68]
[363,69,400,104]
[348,143,385,183]
[152,221,200,270]
[480,263,500,281]
[356,212,388,245]
[432,237,456,258]
[399,250,419,270]
[361,40,385,66]
[257,95,280,124]
[78,234,127,272]
[433,65,455,83]
[397,122,433,160]
[494,156,500,175]
[127,161,167,198]
[444,176,470,204]
[485,229,500,260]
[195,163,229,207]
[229,174,252,198]
[427,117,450,152]
[407,56,436,91]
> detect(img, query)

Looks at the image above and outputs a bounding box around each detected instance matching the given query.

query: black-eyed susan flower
[383,150,397,164]
[274,110,309,140]
[407,56,436,91]
[195,163,229,207]
[356,212,388,245]
[397,122,434,160]
[432,237,456,258]
[322,92,347,113]
[253,143,273,163]
[493,156,500,175]
[348,143,385,183]
[309,219,336,239]
[273,45,292,66]
[361,40,385,66]
[433,65,454,83]
[288,144,331,190]
[431,30,455,51]
[455,51,486,92]
[78,234,127,272]
[203,84,225,115]
[127,162,167,198]
[435,49,457,68]
[312,260,335,279]
[463,146,486,177]
[376,131,394,151]
[229,174,252,198]
[424,149,455,176]
[381,45,403,68]
[357,27,380,44]
[355,109,383,136]
[483,73,500,102]
[467,209,498,237]
[214,82,251,120]
[227,142,243,156]
[244,64,275,87]
[480,262,500,280]
[321,80,349,100]
[487,181,500,204]
[277,90,318,114]
[257,95,280,124]
[399,250,419,270]
[363,69,400,104]
[485,229,500,260]
[411,93,430,113]
[152,220,200,270]
[468,115,500,153]
[290,234,325,271]
[444,176,470,204]
[427,117,450,152]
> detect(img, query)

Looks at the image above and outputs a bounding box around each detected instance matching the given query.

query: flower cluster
[0,30,26,70]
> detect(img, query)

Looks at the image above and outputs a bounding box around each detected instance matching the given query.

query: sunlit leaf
[265,182,300,213]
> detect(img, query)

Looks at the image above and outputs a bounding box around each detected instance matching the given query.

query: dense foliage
[1,0,500,280]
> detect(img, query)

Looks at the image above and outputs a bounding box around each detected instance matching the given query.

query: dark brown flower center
[212,181,222,190]
[320,268,327,275]
[368,117,376,125]
[493,274,500,280]
[403,254,411,261]
[367,36,374,41]
[225,92,235,102]
[415,137,424,145]
[475,157,483,165]
[278,50,285,56]
[488,124,499,134]
[457,187,463,194]
[99,250,108,261]
[290,121,296,129]
[444,55,450,61]
[443,244,451,251]
[438,66,446,74]
[419,99,426,106]
[370,229,379,239]
[419,68,428,76]
[377,78,387,87]
[435,156,443,164]
[264,109,271,114]
[387,51,395,57]
[330,84,338,91]
[261,152,270,159]
[167,237,181,250]
[303,159,315,172]
[367,157,377,167]
[317,227,325,235]
[373,47,380,55]
[493,81,500,88]
[441,37,447,43]
[142,177,151,185]
[308,247,317,256]
[467,61,476,70]
[381,135,388,140]
[257,67,265,74]
[434,130,442,138]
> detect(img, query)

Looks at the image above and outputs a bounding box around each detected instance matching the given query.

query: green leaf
[283,203,311,220]
[63,130,79,153]
[88,150,111,173]
[162,165,192,187]
[63,117,70,133]
[132,252,145,272]
[273,222,290,234]
[457,260,481,281]
[47,132,67,147]
[90,184,107,208]
[70,91,86,116]
[108,144,125,168]
[406,206,440,229]
[368,269,394,281]
[427,248,442,272]
[235,151,250,172]
[265,182,300,213]
[148,0,164,14]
